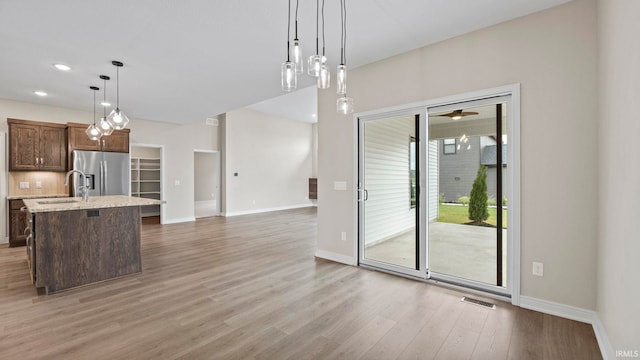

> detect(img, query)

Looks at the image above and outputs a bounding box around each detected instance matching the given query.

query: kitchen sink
[37,198,81,205]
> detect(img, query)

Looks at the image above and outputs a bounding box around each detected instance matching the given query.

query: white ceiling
[0,0,571,125]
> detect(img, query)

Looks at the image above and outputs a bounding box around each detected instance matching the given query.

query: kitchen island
[22,195,163,294]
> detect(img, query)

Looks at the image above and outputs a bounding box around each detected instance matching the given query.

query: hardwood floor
[0,207,601,359]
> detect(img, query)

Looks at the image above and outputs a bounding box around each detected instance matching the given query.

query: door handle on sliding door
[357,187,369,202]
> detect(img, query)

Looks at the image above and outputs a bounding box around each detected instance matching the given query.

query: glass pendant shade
[337,95,354,114]
[86,86,102,140]
[106,108,130,130]
[86,124,102,140]
[336,64,347,95]
[308,55,323,77]
[281,61,297,92]
[99,117,114,135]
[293,39,303,74]
[318,60,330,89]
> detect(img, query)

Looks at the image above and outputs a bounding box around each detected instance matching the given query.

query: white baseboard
[519,295,613,360]
[519,295,596,324]
[162,217,195,224]
[592,314,615,360]
[314,249,356,266]
[224,204,314,217]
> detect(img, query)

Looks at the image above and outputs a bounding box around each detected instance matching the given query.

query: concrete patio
[364,222,508,285]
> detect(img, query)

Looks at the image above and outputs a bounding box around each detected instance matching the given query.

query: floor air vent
[461,296,496,309]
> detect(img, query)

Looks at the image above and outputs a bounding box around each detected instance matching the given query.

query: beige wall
[318,0,598,309]
[597,0,640,352]
[223,108,314,215]
[0,98,218,226]
[194,152,217,202]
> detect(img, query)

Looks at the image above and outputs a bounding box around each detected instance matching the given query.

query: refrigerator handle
[103,160,108,194]
[99,160,104,195]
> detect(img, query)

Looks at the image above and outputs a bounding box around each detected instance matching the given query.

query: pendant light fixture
[106,60,130,130]
[86,86,102,140]
[307,0,323,77]
[336,0,354,114]
[281,0,297,91]
[292,0,303,74]
[317,0,330,89]
[98,75,114,136]
[337,95,354,114]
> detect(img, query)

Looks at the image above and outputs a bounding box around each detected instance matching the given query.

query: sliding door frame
[357,107,428,279]
[353,83,521,305]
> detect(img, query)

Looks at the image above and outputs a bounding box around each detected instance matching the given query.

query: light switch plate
[334,181,347,191]
[533,262,544,276]
[19,181,29,189]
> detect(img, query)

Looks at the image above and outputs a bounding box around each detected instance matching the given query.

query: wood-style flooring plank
[0,208,602,359]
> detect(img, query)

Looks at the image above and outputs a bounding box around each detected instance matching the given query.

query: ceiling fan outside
[438,109,479,120]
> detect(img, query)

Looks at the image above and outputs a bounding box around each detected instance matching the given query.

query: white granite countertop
[7,194,70,200]
[22,195,165,213]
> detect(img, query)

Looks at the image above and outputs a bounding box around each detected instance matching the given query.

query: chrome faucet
[64,170,89,202]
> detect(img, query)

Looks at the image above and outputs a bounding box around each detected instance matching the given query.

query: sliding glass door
[357,93,515,297]
[358,109,427,278]
[427,97,509,294]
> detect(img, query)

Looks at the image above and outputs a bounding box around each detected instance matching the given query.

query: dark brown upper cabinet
[8,118,67,172]
[67,122,130,153]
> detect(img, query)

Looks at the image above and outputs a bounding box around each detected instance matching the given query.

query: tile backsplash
[8,172,68,197]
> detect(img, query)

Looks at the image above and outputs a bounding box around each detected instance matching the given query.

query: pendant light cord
[321,0,326,56]
[93,88,97,126]
[342,0,347,65]
[103,78,107,118]
[340,0,345,64]
[116,66,120,110]
[294,0,299,39]
[315,0,319,54]
[286,0,291,61]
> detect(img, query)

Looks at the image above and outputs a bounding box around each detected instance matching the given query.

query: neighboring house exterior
[438,136,507,203]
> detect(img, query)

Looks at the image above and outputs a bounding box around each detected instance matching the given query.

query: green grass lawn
[437,203,508,228]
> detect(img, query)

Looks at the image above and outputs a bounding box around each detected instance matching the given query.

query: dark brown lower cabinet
[9,199,28,247]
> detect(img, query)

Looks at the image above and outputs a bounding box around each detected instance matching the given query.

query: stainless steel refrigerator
[72,150,130,197]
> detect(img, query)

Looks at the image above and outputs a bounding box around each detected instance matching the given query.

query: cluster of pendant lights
[86,61,130,141]
[281,0,354,114]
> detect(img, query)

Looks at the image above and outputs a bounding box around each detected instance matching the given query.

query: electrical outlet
[35,181,42,189]
[341,232,347,241]
[19,182,29,189]
[533,262,544,276]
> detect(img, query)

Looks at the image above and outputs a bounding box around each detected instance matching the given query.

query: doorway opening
[194,150,221,218]
[131,144,164,225]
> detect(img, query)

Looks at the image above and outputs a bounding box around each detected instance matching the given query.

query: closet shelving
[131,157,161,217]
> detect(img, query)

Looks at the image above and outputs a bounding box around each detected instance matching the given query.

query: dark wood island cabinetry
[22,195,163,294]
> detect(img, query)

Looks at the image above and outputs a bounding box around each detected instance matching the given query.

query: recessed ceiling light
[312,114,317,117]
[54,64,71,71]
[101,101,111,107]
[34,91,48,96]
